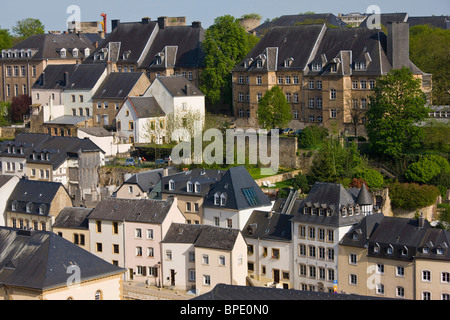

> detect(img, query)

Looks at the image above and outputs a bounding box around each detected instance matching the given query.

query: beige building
[0,32,95,103]
[0,227,125,300]
[161,223,248,295]
[339,214,450,300]
[52,207,93,252]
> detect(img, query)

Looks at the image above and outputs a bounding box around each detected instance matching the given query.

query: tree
[298,125,328,149]
[12,18,45,40]
[200,15,259,110]
[292,172,310,193]
[0,27,13,51]
[10,95,31,123]
[256,86,292,130]
[365,67,429,158]
[405,155,450,185]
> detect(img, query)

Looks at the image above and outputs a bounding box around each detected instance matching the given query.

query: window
[187,181,193,192]
[194,182,201,193]
[272,248,280,259]
[96,242,103,252]
[309,245,316,258]
[219,256,225,266]
[202,254,209,265]
[349,253,357,265]
[166,250,172,260]
[298,244,306,256]
[135,228,142,238]
[422,270,431,282]
[26,203,32,213]
[377,263,384,275]
[203,275,211,286]
[396,266,405,277]
[257,60,263,68]
[442,272,450,283]
[136,247,142,256]
[96,220,102,233]
[330,89,336,100]
[311,62,322,71]
[189,270,196,282]
[113,222,119,234]
[147,229,154,239]
[95,290,103,300]
[113,244,120,254]
[214,193,220,206]
[169,180,175,191]
[376,283,385,295]
[308,227,315,240]
[309,80,315,90]
[396,287,405,298]
[330,109,337,119]
[256,76,262,85]
[350,274,358,285]
[278,76,283,84]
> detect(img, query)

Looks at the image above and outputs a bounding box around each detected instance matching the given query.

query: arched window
[187,181,193,192]
[95,290,103,300]
[169,180,175,191]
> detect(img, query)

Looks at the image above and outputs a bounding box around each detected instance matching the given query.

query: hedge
[389,182,440,211]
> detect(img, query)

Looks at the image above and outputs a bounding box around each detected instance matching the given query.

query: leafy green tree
[292,172,310,193]
[365,67,429,158]
[12,18,45,40]
[389,182,441,211]
[405,155,450,184]
[353,168,385,190]
[256,86,292,130]
[410,25,450,105]
[200,15,259,110]
[0,27,13,51]
[298,126,329,149]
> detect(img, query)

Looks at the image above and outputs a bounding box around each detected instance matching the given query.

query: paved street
[123,281,194,300]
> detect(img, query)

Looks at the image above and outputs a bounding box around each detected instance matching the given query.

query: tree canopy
[0,27,13,51]
[12,18,45,40]
[200,15,259,110]
[365,67,429,158]
[256,86,292,130]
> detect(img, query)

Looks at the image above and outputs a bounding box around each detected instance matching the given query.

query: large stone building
[231,22,432,136]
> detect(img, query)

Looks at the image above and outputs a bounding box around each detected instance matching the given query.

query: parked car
[282,128,294,135]
[125,158,135,167]
[155,159,165,166]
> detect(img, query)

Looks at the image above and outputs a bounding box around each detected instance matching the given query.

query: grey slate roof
[5,33,95,60]
[78,126,114,137]
[123,167,178,193]
[203,166,272,211]
[0,175,15,188]
[92,72,148,99]
[7,178,68,217]
[193,284,392,300]
[162,223,241,251]
[155,76,204,97]
[128,97,165,118]
[359,13,409,29]
[88,197,176,224]
[0,133,105,170]
[242,210,293,242]
[32,64,77,90]
[64,63,108,90]
[52,207,93,230]
[45,115,89,125]
[0,227,125,290]
[408,16,450,29]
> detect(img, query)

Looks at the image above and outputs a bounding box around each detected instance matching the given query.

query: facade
[0,175,20,226]
[92,72,150,127]
[0,227,125,300]
[5,178,73,232]
[161,223,247,294]
[87,197,185,283]
[0,32,95,103]
[231,22,431,136]
[339,214,450,300]
[52,206,93,252]
[203,166,273,230]
[291,182,373,293]
[243,210,294,289]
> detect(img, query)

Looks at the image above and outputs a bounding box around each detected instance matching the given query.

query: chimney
[64,71,70,87]
[158,17,167,29]
[111,19,120,32]
[418,213,425,229]
[192,21,201,28]
[387,22,410,69]
[142,17,151,24]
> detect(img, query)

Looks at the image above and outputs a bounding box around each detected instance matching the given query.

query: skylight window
[242,188,260,207]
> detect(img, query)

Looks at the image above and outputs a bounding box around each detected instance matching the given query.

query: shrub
[389,182,440,211]
[298,126,328,149]
[353,168,385,190]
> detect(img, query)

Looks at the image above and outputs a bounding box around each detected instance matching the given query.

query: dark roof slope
[0,227,125,290]
[92,72,148,99]
[203,166,272,210]
[123,167,177,193]
[7,179,67,216]
[359,13,408,29]
[408,16,450,29]
[156,76,204,97]
[53,207,93,230]
[162,223,240,251]
[65,64,107,90]
[193,284,392,300]
[88,197,176,224]
[32,64,77,90]
[339,213,385,248]
[242,210,293,242]
[128,97,165,118]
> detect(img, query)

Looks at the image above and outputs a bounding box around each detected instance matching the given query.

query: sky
[0,0,449,33]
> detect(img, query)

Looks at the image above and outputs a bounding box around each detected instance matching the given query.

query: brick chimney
[387,22,410,69]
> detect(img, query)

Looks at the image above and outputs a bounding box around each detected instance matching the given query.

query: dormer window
[84,48,90,57]
[437,248,444,255]
[39,204,46,215]
[386,245,393,255]
[26,202,32,213]
[187,181,193,193]
[169,180,175,191]
[11,201,17,211]
[72,48,79,58]
[46,153,50,161]
[311,62,323,71]
[257,60,263,68]
[303,207,310,215]
[60,48,67,58]
[195,182,201,193]
[32,153,37,160]
[284,58,294,67]
[373,243,380,253]
[422,247,429,254]
[220,193,227,206]
[214,193,220,206]
[330,63,338,73]
[355,62,367,70]
[7,146,11,153]
[342,207,347,217]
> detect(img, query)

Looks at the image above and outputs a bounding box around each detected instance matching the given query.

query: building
[338,13,368,27]
[0,175,20,226]
[0,32,95,103]
[0,133,105,205]
[52,206,93,251]
[87,197,185,283]
[243,210,294,289]
[203,166,273,230]
[0,227,126,300]
[231,22,431,136]
[161,223,247,294]
[115,167,177,200]
[92,72,150,127]
[150,168,226,225]
[291,182,373,292]
[339,214,450,300]
[5,178,73,232]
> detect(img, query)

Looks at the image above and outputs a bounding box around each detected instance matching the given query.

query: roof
[242,210,293,242]
[3,33,95,60]
[123,167,178,193]
[127,97,165,119]
[290,182,369,227]
[339,213,385,248]
[6,178,67,217]
[142,25,205,69]
[92,72,149,99]
[32,64,77,90]
[78,126,114,137]
[203,166,272,211]
[162,223,241,251]
[45,115,89,125]
[88,197,176,224]
[52,207,93,230]
[193,284,392,300]
[0,227,125,290]
[408,16,450,29]
[155,76,204,97]
[64,64,108,90]
[359,13,409,28]
[0,175,16,188]
[0,133,105,170]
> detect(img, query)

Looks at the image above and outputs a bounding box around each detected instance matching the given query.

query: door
[129,268,134,280]
[273,269,280,284]
[170,269,176,286]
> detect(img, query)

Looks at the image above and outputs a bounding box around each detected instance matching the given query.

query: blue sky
[1,0,449,32]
